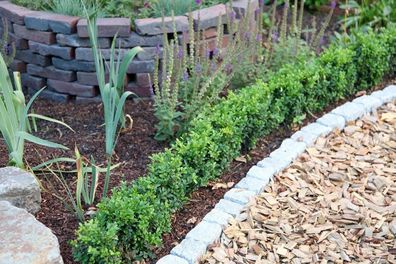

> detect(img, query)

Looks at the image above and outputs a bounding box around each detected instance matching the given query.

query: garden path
[202,101,396,264]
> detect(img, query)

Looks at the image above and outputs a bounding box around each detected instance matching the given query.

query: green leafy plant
[0,54,72,168]
[340,0,396,32]
[85,9,142,197]
[43,148,101,222]
[72,25,396,263]
[153,2,263,141]
[49,0,100,17]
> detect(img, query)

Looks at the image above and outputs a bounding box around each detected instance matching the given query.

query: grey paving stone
[291,130,318,146]
[331,102,366,122]
[215,199,244,217]
[170,238,207,264]
[135,16,188,35]
[157,255,188,264]
[269,138,307,165]
[316,113,346,130]
[202,209,232,227]
[224,188,255,205]
[372,85,396,103]
[353,95,382,113]
[301,123,332,137]
[257,156,290,174]
[246,165,275,182]
[185,221,222,245]
[235,177,268,195]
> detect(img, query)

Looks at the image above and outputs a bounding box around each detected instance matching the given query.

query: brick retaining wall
[0,0,256,103]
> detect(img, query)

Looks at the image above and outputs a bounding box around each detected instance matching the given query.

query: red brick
[202,27,218,39]
[77,18,130,38]
[135,73,152,87]
[126,82,153,98]
[0,1,34,25]
[14,24,56,45]
[47,79,98,97]
[9,59,26,73]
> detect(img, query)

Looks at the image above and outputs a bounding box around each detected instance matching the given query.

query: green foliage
[72,26,396,263]
[340,0,396,31]
[71,219,122,264]
[0,54,71,168]
[304,0,328,9]
[85,10,142,197]
[350,29,390,89]
[49,0,100,17]
[153,4,261,141]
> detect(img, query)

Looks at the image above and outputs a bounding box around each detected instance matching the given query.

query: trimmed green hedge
[72,27,396,263]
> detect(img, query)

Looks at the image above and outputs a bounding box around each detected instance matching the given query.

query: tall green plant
[85,10,142,197]
[0,54,71,168]
[153,3,261,141]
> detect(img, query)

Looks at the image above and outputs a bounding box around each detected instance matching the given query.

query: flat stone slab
[135,16,188,35]
[0,167,41,214]
[0,201,63,264]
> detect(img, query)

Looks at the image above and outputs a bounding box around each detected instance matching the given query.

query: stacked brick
[0,0,256,103]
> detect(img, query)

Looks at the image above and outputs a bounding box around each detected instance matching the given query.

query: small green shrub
[351,29,389,89]
[72,26,396,263]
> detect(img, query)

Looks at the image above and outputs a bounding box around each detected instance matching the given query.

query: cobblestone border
[157,85,396,264]
[0,0,256,103]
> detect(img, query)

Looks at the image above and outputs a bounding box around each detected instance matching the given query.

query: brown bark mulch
[202,101,396,264]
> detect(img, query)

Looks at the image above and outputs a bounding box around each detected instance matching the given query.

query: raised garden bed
[0,0,252,103]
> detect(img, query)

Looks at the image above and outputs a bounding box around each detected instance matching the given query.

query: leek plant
[0,53,71,168]
[85,9,142,197]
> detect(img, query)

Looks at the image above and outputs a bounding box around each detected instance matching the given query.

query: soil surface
[203,101,396,264]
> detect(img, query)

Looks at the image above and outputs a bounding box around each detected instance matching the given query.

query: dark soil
[0,99,166,264]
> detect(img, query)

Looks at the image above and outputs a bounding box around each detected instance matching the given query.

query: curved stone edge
[157,85,396,264]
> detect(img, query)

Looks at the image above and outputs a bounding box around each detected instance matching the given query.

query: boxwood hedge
[72,26,396,263]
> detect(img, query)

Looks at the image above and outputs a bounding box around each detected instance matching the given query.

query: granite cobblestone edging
[157,85,396,264]
[0,0,256,103]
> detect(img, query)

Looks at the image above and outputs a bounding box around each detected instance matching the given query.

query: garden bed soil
[0,78,393,264]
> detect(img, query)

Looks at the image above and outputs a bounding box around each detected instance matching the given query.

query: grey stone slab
[371,85,396,103]
[15,50,51,67]
[0,201,63,264]
[301,123,332,137]
[52,57,96,72]
[232,0,259,18]
[191,4,228,29]
[0,167,41,214]
[331,102,366,122]
[235,177,267,195]
[135,16,188,35]
[291,130,319,146]
[202,209,232,227]
[24,11,79,34]
[257,156,290,174]
[353,95,382,113]
[27,64,76,82]
[224,188,255,205]
[246,165,275,182]
[317,113,346,130]
[185,221,222,245]
[56,34,111,48]
[156,255,188,264]
[119,32,163,47]
[170,238,207,264]
[28,41,75,60]
[215,199,244,217]
[127,60,155,73]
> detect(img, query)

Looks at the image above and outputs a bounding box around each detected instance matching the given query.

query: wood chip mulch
[202,101,396,264]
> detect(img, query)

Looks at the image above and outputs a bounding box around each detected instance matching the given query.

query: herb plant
[85,9,142,197]
[0,54,72,168]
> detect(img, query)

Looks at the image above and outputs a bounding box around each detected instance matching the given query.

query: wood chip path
[202,101,396,264]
